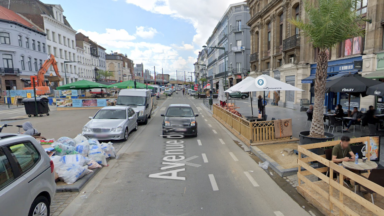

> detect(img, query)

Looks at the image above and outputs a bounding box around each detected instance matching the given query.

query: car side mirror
[161,114,165,117]
[89,116,93,120]
[195,114,199,117]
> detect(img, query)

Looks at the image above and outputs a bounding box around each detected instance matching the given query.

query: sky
[43,0,243,80]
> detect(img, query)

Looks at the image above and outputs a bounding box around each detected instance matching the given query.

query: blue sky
[43,0,242,79]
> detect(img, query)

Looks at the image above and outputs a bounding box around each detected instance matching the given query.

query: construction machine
[23,54,62,95]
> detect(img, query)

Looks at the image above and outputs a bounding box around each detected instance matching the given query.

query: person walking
[258,95,264,118]
[182,88,185,96]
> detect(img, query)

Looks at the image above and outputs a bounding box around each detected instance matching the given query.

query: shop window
[5,80,16,90]
[344,37,363,56]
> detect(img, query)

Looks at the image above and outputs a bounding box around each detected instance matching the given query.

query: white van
[149,85,161,97]
[117,89,153,124]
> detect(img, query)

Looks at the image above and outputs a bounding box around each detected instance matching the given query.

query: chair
[306,112,313,127]
[354,169,384,204]
[328,116,343,133]
[360,108,367,113]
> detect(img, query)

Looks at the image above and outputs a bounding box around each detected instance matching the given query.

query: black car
[161,104,198,137]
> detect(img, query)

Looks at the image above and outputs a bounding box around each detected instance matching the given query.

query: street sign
[194,84,198,91]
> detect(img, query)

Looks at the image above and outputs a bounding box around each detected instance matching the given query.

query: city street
[59,93,309,216]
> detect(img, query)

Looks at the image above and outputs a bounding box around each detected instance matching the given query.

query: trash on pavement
[53,142,78,156]
[87,160,102,169]
[40,138,55,145]
[88,145,108,166]
[75,140,90,157]
[61,154,90,167]
[56,164,93,184]
[57,137,76,147]
[74,134,88,144]
[88,138,100,146]
[100,142,116,158]
[258,161,269,170]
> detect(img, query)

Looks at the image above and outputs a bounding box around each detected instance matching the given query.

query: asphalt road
[61,93,310,216]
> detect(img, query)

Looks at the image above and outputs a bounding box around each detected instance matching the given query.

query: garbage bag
[50,155,64,172]
[53,142,78,156]
[75,141,90,157]
[57,164,93,184]
[87,160,102,169]
[74,134,88,144]
[57,137,76,147]
[88,145,107,166]
[258,161,269,170]
[101,142,116,158]
[61,154,90,166]
[88,139,100,146]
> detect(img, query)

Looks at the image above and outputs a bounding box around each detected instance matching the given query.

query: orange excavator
[23,54,62,95]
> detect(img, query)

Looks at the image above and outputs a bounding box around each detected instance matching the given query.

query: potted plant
[290,0,365,145]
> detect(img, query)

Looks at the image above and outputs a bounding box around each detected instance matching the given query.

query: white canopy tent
[225,77,255,93]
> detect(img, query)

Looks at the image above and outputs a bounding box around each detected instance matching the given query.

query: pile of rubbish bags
[47,134,116,184]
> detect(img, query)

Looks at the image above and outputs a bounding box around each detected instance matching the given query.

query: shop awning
[364,70,384,79]
[301,75,316,84]
[327,70,358,81]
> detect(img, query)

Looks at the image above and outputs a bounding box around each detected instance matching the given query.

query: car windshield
[94,109,126,119]
[117,96,146,106]
[166,107,194,117]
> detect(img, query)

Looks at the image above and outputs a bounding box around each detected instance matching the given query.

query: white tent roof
[225,77,255,93]
[239,75,303,92]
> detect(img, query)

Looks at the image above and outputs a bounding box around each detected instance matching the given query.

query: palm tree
[199,78,207,92]
[290,0,365,137]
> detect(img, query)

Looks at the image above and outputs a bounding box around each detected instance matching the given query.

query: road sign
[194,84,198,91]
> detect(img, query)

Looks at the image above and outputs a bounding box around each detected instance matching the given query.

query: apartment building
[106,53,134,82]
[247,0,378,110]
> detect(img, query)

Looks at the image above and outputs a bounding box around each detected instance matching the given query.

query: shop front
[302,56,363,111]
[365,52,384,113]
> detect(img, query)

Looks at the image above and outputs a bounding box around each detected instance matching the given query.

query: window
[72,40,75,49]
[69,52,71,61]
[65,51,67,60]
[236,62,241,73]
[3,54,13,68]
[58,34,62,44]
[34,58,38,71]
[236,40,242,49]
[67,39,70,47]
[7,142,39,173]
[295,6,300,35]
[0,148,15,190]
[236,20,242,31]
[46,29,50,40]
[60,49,63,59]
[277,59,282,67]
[42,43,46,53]
[280,13,284,45]
[52,32,56,42]
[356,0,368,16]
[344,37,363,56]
[18,35,22,47]
[268,22,271,50]
[37,42,41,52]
[39,59,43,69]
[28,57,32,71]
[63,36,66,46]
[21,56,25,70]
[32,40,36,50]
[73,53,76,61]
[47,45,51,55]
[26,37,29,48]
[266,62,270,69]
[0,32,10,44]
[53,47,57,57]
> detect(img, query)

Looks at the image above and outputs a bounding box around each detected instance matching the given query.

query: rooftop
[0,5,44,33]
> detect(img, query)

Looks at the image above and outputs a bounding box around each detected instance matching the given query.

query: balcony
[207,59,217,68]
[218,51,228,60]
[250,52,258,63]
[231,25,248,33]
[283,34,300,51]
[218,32,227,44]
[0,68,21,75]
[275,45,283,55]
[232,46,245,53]
[262,50,271,59]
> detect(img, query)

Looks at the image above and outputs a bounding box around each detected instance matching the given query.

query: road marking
[229,152,238,161]
[202,115,205,117]
[244,172,259,187]
[204,119,207,122]
[219,139,225,145]
[208,124,212,128]
[208,174,219,191]
[274,211,284,216]
[202,153,208,163]
[197,140,202,146]
[212,130,217,134]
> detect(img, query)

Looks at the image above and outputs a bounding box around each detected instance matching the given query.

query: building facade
[106,53,134,82]
[134,63,144,83]
[201,2,251,91]
[247,0,377,110]
[0,6,48,90]
[75,33,94,81]
[98,45,106,71]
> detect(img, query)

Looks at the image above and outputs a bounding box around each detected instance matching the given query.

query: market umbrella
[108,80,154,89]
[239,75,303,119]
[325,74,381,110]
[57,80,109,90]
[366,83,384,97]
[225,77,255,93]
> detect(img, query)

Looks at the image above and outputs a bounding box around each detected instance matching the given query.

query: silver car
[0,133,56,216]
[82,106,138,141]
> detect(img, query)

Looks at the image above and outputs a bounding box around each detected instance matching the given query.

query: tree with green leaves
[290,0,365,137]
[97,70,114,81]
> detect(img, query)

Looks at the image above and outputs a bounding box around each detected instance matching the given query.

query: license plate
[96,134,108,138]
[175,128,187,132]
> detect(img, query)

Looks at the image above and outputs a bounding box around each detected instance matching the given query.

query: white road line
[212,130,217,134]
[202,153,208,163]
[208,124,212,128]
[229,152,238,162]
[208,174,219,191]
[244,172,259,187]
[202,115,205,117]
[197,140,202,146]
[204,119,207,122]
[274,211,284,216]
[219,139,225,145]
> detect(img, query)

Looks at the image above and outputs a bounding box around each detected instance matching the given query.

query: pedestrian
[335,104,344,118]
[307,105,313,114]
[258,95,264,116]
[343,107,359,132]
[182,88,185,95]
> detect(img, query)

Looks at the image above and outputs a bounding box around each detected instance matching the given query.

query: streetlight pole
[64,61,76,84]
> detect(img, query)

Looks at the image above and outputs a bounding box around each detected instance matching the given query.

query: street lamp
[64,61,76,84]
[94,67,98,82]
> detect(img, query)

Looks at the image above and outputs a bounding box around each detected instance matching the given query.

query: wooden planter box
[297,137,384,216]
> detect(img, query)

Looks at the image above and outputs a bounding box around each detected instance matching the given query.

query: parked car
[190,90,197,96]
[161,104,198,137]
[0,133,56,216]
[82,106,138,141]
[228,92,249,99]
[164,90,173,96]
[117,89,153,124]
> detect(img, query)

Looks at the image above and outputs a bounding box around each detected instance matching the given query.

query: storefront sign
[342,88,354,92]
[194,84,198,91]
[354,61,363,70]
[60,90,78,97]
[339,64,354,71]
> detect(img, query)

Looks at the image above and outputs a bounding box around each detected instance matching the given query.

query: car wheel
[28,196,50,216]
[123,128,129,141]
[241,95,246,99]
[134,122,138,131]
[162,131,166,138]
[148,110,152,119]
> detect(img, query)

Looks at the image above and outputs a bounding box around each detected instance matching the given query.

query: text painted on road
[149,140,201,181]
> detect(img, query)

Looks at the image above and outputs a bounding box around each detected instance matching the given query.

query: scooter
[0,124,24,133]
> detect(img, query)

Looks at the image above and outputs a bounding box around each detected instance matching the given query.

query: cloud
[135,26,158,39]
[78,28,136,42]
[171,43,194,51]
[124,0,242,45]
